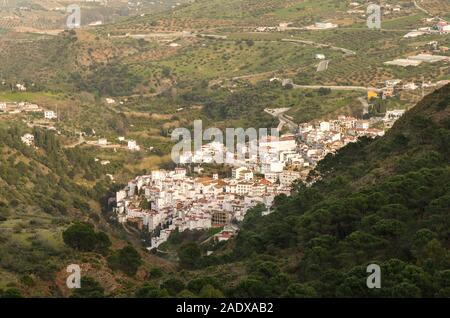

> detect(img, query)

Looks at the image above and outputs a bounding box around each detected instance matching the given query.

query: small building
[320,121,331,131]
[356,120,370,130]
[16,83,26,91]
[44,110,57,120]
[232,167,253,180]
[403,82,419,90]
[383,109,405,122]
[367,90,378,100]
[382,87,395,98]
[315,53,326,60]
[437,21,450,33]
[21,133,34,146]
[98,138,108,146]
[282,78,293,87]
[128,140,140,151]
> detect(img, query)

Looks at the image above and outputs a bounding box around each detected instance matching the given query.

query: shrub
[108,245,142,276]
[62,223,111,253]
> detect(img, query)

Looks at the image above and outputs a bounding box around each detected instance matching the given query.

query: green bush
[108,245,142,276]
[63,223,111,253]
[71,277,105,298]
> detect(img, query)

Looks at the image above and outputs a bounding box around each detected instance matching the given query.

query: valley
[0,0,449,298]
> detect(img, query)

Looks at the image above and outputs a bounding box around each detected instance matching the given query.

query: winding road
[413,0,432,16]
[281,38,357,57]
[264,108,298,132]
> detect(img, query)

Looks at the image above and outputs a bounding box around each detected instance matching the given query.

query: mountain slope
[0,124,173,297]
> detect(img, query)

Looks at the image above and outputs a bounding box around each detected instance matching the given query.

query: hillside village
[115,110,405,250]
[0,101,57,119]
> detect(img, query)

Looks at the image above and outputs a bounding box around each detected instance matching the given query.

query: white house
[320,121,331,131]
[128,140,140,151]
[232,167,253,180]
[315,54,326,60]
[16,83,26,91]
[269,162,284,173]
[279,171,301,186]
[44,110,57,120]
[21,133,34,146]
[236,181,252,195]
[259,135,297,153]
[356,120,370,130]
[384,109,405,122]
[403,82,418,90]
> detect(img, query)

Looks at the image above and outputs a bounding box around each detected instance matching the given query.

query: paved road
[264,108,297,132]
[64,135,85,148]
[231,70,279,80]
[358,97,370,115]
[413,0,432,16]
[282,38,357,56]
[292,84,382,93]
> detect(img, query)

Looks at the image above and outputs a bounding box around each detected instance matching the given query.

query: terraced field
[155,38,338,81]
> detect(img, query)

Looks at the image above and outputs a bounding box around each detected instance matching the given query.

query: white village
[114,110,405,251]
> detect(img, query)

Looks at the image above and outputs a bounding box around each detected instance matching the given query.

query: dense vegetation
[63,223,111,253]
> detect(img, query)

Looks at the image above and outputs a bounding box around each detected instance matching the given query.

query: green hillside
[0,123,170,297]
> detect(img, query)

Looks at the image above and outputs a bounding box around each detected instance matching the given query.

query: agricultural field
[0,0,192,32]
[156,39,338,81]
